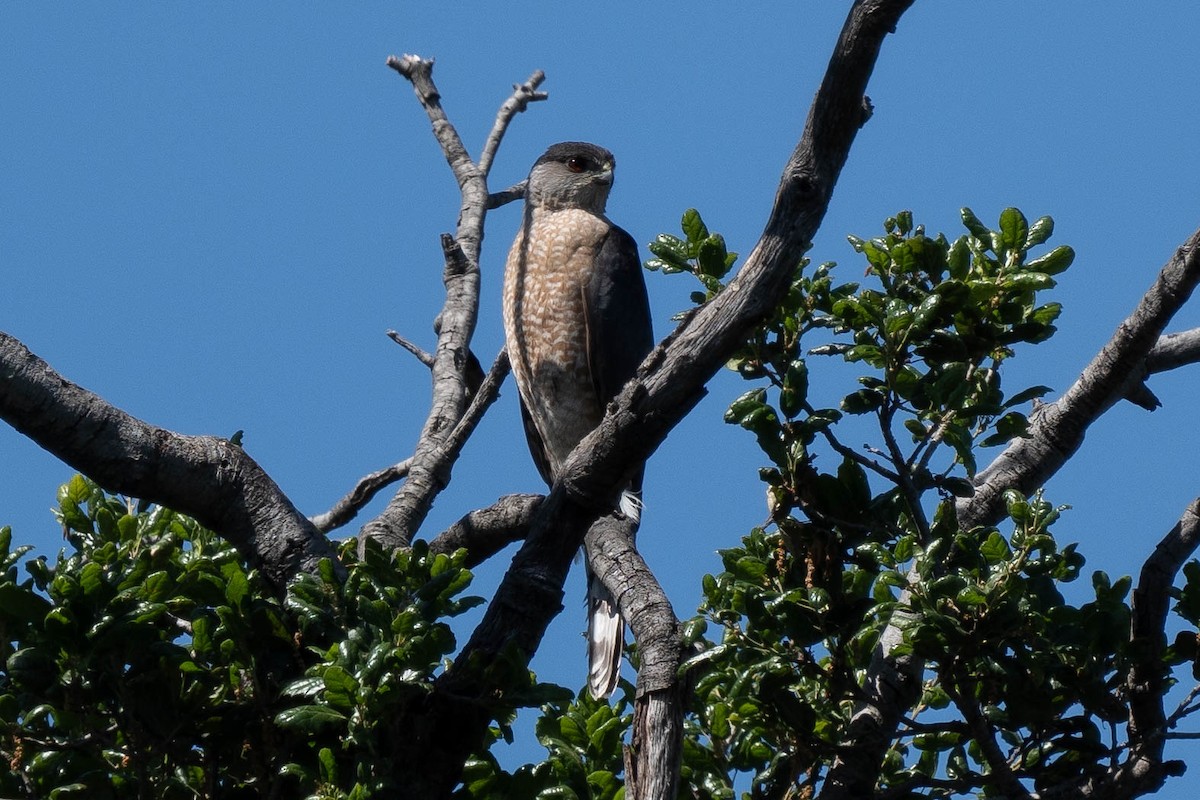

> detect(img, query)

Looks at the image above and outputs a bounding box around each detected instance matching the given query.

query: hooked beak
[596,162,615,186]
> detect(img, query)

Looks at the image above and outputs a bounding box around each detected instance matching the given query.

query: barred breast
[503,207,612,477]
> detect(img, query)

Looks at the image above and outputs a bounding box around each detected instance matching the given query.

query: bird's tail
[586,488,641,700]
[587,570,623,699]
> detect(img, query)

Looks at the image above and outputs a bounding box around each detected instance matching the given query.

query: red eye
[566,156,587,173]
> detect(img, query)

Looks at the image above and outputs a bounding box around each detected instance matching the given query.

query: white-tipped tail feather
[587,575,623,699]
[618,489,642,525]
[586,489,642,699]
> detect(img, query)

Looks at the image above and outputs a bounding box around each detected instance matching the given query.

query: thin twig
[311,459,413,534]
[479,72,547,177]
[487,180,527,209]
[387,330,434,368]
[1166,684,1200,729]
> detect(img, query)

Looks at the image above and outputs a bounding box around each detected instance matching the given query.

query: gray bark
[0,331,337,591]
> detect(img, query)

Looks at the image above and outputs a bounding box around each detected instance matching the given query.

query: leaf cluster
[639,208,1198,797]
[457,688,629,800]
[0,475,518,799]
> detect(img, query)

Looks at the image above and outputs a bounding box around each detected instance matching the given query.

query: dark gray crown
[533,141,615,172]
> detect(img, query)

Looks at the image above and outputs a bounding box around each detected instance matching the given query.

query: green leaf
[322,665,359,710]
[1025,244,1075,275]
[780,361,808,418]
[911,293,942,330]
[960,207,992,245]
[274,704,347,732]
[1005,489,1031,522]
[980,530,1012,563]
[1004,271,1055,292]
[681,208,708,244]
[999,207,1029,252]
[1003,384,1052,409]
[318,746,337,785]
[725,389,768,425]
[647,234,691,271]
[697,234,730,279]
[0,583,51,624]
[940,477,975,498]
[947,237,970,279]
[840,389,884,415]
[1026,215,1055,248]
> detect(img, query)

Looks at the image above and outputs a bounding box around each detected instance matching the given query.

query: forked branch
[360,60,542,551]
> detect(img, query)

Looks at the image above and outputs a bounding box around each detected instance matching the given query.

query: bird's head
[526,141,616,213]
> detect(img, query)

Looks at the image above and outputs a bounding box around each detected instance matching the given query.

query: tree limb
[0,331,337,591]
[961,225,1200,529]
[427,492,542,569]
[1147,326,1200,374]
[1120,324,1200,410]
[585,517,685,797]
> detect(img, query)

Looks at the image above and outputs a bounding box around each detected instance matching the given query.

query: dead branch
[1147,326,1200,374]
[585,517,685,797]
[386,330,434,367]
[487,180,527,209]
[427,493,542,568]
[361,60,538,552]
[480,73,547,176]
[310,458,412,534]
[0,331,338,591]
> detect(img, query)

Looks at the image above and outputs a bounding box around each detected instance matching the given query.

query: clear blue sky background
[3,3,1199,795]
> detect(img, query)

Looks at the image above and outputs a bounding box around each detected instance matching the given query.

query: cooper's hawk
[502,142,653,699]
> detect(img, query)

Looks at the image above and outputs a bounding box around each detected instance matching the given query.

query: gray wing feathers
[582,223,653,699]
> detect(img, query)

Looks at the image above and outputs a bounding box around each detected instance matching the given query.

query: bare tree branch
[1147,326,1200,374]
[361,58,537,552]
[0,331,337,591]
[962,225,1200,528]
[310,458,412,534]
[386,330,434,368]
[427,493,542,568]
[585,517,685,797]
[480,72,547,177]
[1120,324,1200,410]
[487,180,527,209]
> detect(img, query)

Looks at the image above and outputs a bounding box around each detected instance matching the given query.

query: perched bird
[502,142,653,699]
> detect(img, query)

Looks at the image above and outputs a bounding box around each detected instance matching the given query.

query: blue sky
[4,3,1200,794]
